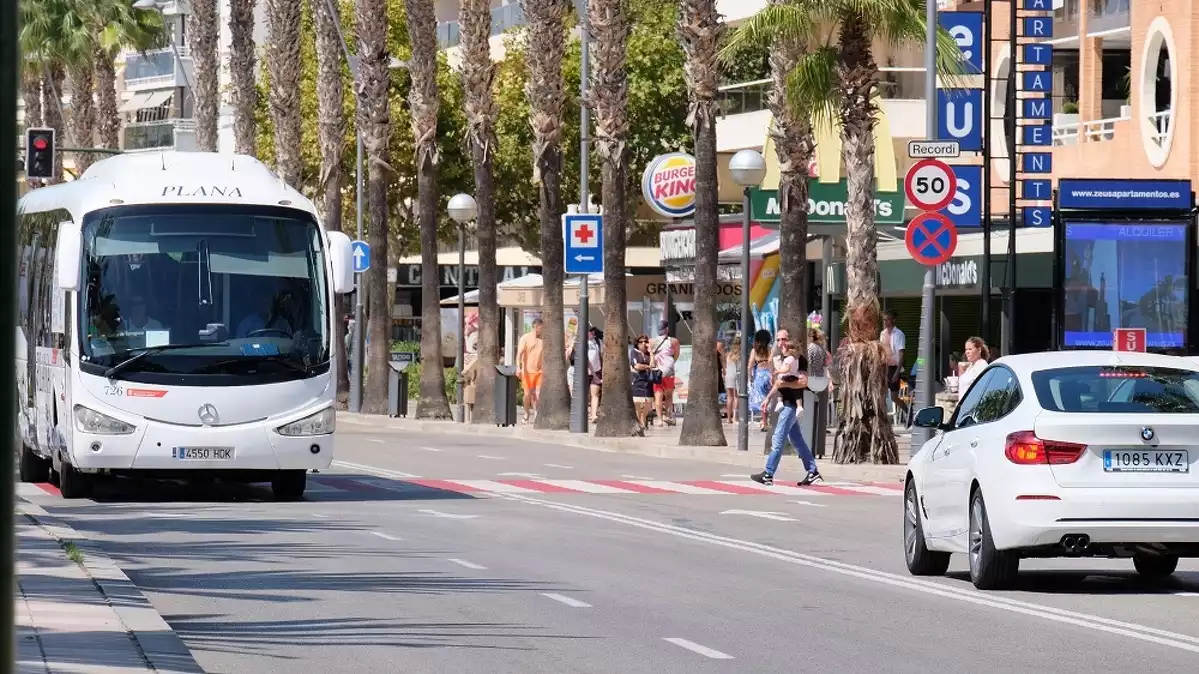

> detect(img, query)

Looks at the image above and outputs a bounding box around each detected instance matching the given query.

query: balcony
[1087,0,1130,35]
[437,3,525,49]
[123,47,193,91]
[122,118,196,152]
[1052,115,1129,146]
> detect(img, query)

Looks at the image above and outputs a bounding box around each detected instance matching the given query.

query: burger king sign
[642,152,698,219]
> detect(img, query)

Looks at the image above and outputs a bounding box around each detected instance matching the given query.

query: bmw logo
[1141,427,1155,442]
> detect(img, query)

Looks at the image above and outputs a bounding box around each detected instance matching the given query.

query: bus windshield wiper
[103,342,228,379]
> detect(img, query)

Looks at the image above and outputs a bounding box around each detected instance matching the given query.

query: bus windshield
[79,204,329,382]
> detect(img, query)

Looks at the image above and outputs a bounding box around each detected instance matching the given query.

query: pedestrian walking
[630,334,654,429]
[724,334,742,423]
[747,329,773,431]
[751,339,823,487]
[516,318,545,423]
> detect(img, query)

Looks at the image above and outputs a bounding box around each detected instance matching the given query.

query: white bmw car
[903,350,1199,590]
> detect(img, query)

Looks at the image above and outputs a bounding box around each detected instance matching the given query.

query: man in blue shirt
[236,285,292,338]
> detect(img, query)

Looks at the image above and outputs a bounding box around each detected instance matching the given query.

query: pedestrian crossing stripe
[316,477,902,497]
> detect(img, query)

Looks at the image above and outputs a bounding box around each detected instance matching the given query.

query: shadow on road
[944,569,1199,595]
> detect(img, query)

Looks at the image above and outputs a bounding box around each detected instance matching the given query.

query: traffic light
[25,127,56,179]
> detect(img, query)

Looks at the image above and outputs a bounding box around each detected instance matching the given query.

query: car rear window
[1031,365,1199,413]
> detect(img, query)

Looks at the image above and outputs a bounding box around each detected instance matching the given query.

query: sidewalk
[15,500,203,674]
[340,410,912,483]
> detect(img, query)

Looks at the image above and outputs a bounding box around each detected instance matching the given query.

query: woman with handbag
[630,334,655,429]
[651,320,680,426]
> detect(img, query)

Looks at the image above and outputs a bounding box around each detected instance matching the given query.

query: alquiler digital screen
[1063,222,1188,349]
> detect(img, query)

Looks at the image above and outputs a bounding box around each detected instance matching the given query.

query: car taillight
[1004,431,1086,465]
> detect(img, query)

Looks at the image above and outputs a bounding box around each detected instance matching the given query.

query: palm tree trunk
[21,65,42,129]
[189,0,220,151]
[94,49,119,151]
[266,0,302,183]
[313,0,348,400]
[66,62,96,174]
[832,14,896,465]
[355,0,395,414]
[521,0,570,430]
[230,0,259,156]
[41,64,65,182]
[588,0,639,437]
[406,0,452,419]
[677,0,725,446]
[460,0,500,425]
[767,4,812,342]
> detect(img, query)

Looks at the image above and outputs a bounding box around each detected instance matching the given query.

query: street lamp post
[728,149,767,453]
[448,193,478,424]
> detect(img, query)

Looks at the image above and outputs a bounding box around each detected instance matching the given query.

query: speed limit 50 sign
[904,159,957,212]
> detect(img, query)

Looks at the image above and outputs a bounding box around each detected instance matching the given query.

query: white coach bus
[16,152,355,500]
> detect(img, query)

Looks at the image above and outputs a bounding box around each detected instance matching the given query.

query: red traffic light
[32,137,48,150]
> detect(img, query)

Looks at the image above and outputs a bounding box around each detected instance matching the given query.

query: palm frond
[784,45,839,126]
[719,2,822,65]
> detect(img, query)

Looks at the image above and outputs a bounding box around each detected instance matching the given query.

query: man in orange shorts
[516,318,545,423]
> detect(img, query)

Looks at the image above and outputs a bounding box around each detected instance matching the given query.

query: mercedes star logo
[1141,426,1155,442]
[197,404,219,425]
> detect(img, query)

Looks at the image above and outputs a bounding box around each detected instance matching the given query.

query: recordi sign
[750,180,905,225]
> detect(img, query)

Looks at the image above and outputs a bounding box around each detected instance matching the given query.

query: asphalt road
[19,421,1199,673]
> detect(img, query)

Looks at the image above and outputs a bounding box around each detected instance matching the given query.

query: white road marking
[447,558,487,570]
[417,509,479,520]
[369,531,402,541]
[477,454,505,460]
[549,480,639,494]
[451,480,540,494]
[788,500,827,508]
[1175,592,1199,597]
[721,473,747,478]
[719,509,797,522]
[621,474,656,480]
[419,446,443,452]
[635,481,729,495]
[541,593,592,608]
[366,438,386,444]
[495,492,1199,656]
[663,638,734,660]
[332,460,419,479]
[497,472,545,479]
[544,463,574,470]
[309,513,329,518]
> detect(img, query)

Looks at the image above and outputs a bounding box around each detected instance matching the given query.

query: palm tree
[189,0,220,151]
[519,0,570,430]
[265,0,302,183]
[588,0,640,437]
[229,0,258,156]
[406,0,452,419]
[20,0,95,175]
[728,0,963,463]
[676,0,725,446]
[459,0,500,425]
[21,66,42,130]
[92,0,166,151]
[42,65,65,180]
[312,0,349,400]
[765,0,814,342]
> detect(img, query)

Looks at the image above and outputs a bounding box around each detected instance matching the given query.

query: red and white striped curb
[314,477,903,497]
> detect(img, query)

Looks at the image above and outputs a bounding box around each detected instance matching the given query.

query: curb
[338,413,908,483]
[17,500,205,674]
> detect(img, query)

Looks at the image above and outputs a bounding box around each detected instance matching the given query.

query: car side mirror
[55,221,82,291]
[326,231,354,294]
[913,406,945,430]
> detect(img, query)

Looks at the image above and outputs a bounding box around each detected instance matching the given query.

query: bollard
[387,362,409,418]
[494,364,518,427]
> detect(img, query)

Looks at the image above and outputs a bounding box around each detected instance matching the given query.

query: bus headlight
[276,407,336,436]
[73,405,136,435]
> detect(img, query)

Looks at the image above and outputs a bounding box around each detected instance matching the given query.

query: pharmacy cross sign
[574,222,596,245]
[563,213,604,275]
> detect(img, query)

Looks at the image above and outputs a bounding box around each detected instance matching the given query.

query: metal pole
[912,0,938,447]
[2,0,18,660]
[980,0,993,344]
[571,0,592,434]
[456,226,466,423]
[1004,0,1019,356]
[351,132,365,413]
[738,187,751,452]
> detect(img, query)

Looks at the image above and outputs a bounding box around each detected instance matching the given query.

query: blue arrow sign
[563,213,604,275]
[351,240,371,273]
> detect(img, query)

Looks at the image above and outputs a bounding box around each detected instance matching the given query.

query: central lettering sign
[935,259,979,288]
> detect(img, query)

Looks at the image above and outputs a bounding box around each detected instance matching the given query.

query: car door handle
[969,439,979,448]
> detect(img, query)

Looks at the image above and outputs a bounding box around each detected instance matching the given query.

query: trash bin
[388,361,410,418]
[494,364,518,427]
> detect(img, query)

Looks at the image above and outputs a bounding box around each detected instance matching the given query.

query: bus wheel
[271,470,307,501]
[58,462,93,499]
[18,445,50,483]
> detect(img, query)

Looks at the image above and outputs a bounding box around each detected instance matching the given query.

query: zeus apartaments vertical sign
[1015,0,1054,228]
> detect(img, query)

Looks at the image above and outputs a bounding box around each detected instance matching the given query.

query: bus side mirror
[55,221,82,292]
[326,231,354,294]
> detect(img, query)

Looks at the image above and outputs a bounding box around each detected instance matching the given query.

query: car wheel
[18,444,50,483]
[271,470,307,502]
[58,461,94,500]
[1133,553,1179,579]
[968,489,1019,590]
[904,480,950,576]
